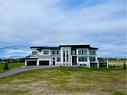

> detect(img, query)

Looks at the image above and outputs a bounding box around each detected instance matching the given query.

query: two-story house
[25,44,107,68]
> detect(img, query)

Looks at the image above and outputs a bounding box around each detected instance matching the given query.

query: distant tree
[0,59,2,62]
[123,62,126,70]
[3,62,9,70]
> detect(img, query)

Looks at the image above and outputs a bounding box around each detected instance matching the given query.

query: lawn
[0,63,24,73]
[0,66,126,95]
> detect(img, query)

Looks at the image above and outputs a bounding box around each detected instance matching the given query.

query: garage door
[27,61,37,66]
[39,60,49,65]
[90,63,97,68]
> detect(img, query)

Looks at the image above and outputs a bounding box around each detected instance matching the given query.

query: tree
[3,62,9,70]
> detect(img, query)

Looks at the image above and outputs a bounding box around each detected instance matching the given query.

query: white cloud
[0,0,126,58]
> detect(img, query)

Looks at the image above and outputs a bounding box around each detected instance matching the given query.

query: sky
[0,0,126,58]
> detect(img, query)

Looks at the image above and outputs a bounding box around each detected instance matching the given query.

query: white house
[25,44,108,68]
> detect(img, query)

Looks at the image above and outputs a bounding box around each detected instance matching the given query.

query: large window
[89,50,96,55]
[78,56,87,62]
[52,50,60,54]
[57,57,61,62]
[78,49,87,55]
[43,50,49,55]
[63,50,69,62]
[32,51,38,56]
[89,57,96,62]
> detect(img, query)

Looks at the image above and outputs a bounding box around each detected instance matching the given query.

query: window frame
[56,57,61,62]
[78,56,88,62]
[89,50,96,55]
[78,49,88,55]
[43,49,49,55]
[32,50,38,56]
[89,57,96,62]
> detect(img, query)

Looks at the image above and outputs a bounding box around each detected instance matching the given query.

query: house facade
[25,44,108,68]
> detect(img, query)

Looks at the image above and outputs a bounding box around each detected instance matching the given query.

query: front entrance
[72,56,77,65]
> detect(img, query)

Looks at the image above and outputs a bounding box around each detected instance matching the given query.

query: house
[25,44,108,68]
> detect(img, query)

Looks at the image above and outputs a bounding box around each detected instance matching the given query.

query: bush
[3,62,9,70]
[123,62,126,70]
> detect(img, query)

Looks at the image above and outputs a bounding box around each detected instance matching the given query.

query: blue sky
[0,0,126,58]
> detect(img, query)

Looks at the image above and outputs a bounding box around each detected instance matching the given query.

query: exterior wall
[25,45,102,68]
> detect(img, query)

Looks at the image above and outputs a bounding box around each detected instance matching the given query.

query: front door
[72,56,77,65]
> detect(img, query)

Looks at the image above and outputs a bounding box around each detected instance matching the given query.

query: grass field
[0,63,24,73]
[0,66,126,95]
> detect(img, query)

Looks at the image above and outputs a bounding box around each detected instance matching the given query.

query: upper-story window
[78,49,87,55]
[89,50,96,55]
[43,50,49,55]
[72,50,76,55]
[89,57,96,62]
[32,51,38,56]
[52,50,59,54]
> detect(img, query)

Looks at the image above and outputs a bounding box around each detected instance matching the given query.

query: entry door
[72,56,77,65]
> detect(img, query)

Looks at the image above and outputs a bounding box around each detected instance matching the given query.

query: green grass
[0,63,24,73]
[0,66,126,95]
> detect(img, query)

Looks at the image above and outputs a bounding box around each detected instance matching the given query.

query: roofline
[30,44,98,50]
[30,46,59,49]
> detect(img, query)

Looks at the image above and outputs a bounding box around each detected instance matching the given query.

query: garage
[27,61,37,66]
[39,60,49,65]
[90,63,97,68]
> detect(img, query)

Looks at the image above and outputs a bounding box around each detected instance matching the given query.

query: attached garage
[90,63,97,68]
[39,60,49,65]
[27,61,37,66]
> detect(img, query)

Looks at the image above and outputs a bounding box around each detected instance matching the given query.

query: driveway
[0,66,59,78]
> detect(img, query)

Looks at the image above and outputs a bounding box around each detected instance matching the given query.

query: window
[52,51,55,54]
[32,51,38,56]
[43,50,49,55]
[57,50,59,54]
[89,50,96,55]
[52,50,59,54]
[78,49,87,55]
[89,57,96,62]
[57,57,61,62]
[78,57,87,62]
[72,50,76,55]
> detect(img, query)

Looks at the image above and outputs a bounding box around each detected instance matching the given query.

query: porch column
[25,60,27,66]
[37,60,39,66]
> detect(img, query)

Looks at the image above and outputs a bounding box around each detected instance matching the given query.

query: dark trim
[30,44,98,50]
[30,46,59,49]
[59,44,90,48]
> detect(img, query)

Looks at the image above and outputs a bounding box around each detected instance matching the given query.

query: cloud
[0,0,126,58]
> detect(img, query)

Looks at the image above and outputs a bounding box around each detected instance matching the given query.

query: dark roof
[30,46,59,49]
[59,44,98,50]
[30,44,98,50]
[59,44,90,48]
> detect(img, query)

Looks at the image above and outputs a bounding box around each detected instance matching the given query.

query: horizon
[0,0,126,58]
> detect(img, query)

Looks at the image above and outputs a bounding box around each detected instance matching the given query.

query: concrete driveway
[0,66,59,78]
